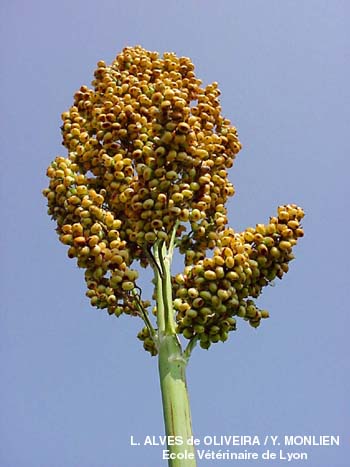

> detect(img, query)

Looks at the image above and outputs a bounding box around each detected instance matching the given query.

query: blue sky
[1,1,349,466]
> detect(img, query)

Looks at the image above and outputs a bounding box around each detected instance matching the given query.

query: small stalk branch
[132,289,156,339]
[158,241,176,335]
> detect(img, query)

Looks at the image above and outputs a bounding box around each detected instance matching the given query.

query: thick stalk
[155,239,197,466]
[158,335,196,466]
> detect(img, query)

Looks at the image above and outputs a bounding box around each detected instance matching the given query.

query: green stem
[158,335,196,466]
[155,232,197,467]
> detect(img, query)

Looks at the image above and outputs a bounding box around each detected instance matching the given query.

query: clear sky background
[1,1,349,466]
